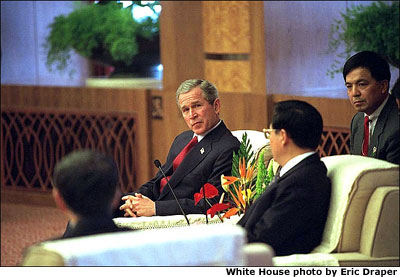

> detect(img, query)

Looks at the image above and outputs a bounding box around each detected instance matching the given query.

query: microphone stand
[154,160,190,226]
[202,184,208,224]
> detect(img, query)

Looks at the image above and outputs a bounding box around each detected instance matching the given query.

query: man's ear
[280,129,290,145]
[213,98,221,114]
[52,188,68,212]
[380,80,389,94]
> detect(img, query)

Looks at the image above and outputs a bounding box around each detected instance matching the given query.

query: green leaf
[327,1,399,78]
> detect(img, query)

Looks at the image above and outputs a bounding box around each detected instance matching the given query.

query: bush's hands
[120,193,155,217]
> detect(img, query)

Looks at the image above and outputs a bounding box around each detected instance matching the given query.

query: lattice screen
[318,126,350,157]
[1,108,137,193]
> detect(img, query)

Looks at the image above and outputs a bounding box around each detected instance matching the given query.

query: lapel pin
[373,147,377,154]
[200,148,205,154]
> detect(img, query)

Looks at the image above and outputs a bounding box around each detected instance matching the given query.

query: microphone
[154,159,190,226]
[202,183,208,224]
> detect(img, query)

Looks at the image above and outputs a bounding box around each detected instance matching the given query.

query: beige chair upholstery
[231,130,269,157]
[231,129,276,171]
[273,154,399,266]
[22,224,252,266]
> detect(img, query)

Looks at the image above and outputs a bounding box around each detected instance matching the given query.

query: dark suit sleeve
[155,144,238,215]
[245,181,325,253]
[245,170,330,255]
[383,130,400,164]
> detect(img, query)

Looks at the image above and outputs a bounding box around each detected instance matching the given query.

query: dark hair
[52,150,119,217]
[343,51,391,88]
[272,100,323,150]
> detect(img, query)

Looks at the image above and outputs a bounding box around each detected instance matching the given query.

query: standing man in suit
[344,51,399,164]
[120,79,240,217]
[238,100,331,256]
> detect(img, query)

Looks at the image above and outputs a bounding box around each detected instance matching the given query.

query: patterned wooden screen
[318,126,350,157]
[1,108,137,193]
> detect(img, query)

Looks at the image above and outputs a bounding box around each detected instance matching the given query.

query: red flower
[194,183,219,206]
[206,203,230,218]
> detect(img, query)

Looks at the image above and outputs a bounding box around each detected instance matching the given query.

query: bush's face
[178,87,220,135]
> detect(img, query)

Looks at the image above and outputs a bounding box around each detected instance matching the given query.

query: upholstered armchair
[273,154,399,266]
[229,133,399,266]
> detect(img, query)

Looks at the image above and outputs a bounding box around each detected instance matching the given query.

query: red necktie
[160,136,198,192]
[362,116,370,156]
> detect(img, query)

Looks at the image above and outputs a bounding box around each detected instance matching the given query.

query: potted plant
[44,1,160,78]
[327,1,399,80]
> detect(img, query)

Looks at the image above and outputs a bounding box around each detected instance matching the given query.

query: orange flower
[221,175,239,192]
[222,207,239,219]
[239,157,246,180]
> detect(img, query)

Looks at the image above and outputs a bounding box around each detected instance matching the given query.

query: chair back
[313,155,399,254]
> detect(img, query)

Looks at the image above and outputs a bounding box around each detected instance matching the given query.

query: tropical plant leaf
[326,1,399,78]
[231,132,255,177]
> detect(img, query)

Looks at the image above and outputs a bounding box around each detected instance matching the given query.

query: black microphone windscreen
[154,159,161,168]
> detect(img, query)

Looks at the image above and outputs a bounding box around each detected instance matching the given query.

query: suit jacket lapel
[353,115,364,156]
[158,121,227,199]
[168,140,210,187]
[369,96,395,157]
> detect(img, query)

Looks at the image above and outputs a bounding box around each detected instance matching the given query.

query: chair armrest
[360,186,399,258]
[21,245,65,266]
[273,253,340,266]
[243,243,274,266]
[331,253,400,267]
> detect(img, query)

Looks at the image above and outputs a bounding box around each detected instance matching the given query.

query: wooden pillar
[202,1,268,130]
[202,1,266,95]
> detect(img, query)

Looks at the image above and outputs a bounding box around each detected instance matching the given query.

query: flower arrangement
[194,132,277,221]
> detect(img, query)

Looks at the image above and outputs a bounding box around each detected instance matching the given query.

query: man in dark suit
[238,100,331,256]
[54,150,130,238]
[344,51,400,164]
[21,150,131,265]
[120,79,240,217]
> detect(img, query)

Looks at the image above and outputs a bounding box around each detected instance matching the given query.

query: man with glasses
[238,100,331,256]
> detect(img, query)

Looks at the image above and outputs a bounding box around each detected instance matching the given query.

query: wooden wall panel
[202,1,250,53]
[149,89,188,176]
[159,1,204,92]
[249,1,267,96]
[219,92,268,132]
[1,85,152,186]
[272,94,355,128]
[204,60,251,93]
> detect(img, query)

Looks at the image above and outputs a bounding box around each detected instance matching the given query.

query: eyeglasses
[262,128,276,139]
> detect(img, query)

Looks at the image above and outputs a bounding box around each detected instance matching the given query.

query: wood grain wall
[271,94,355,128]
[1,85,152,186]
